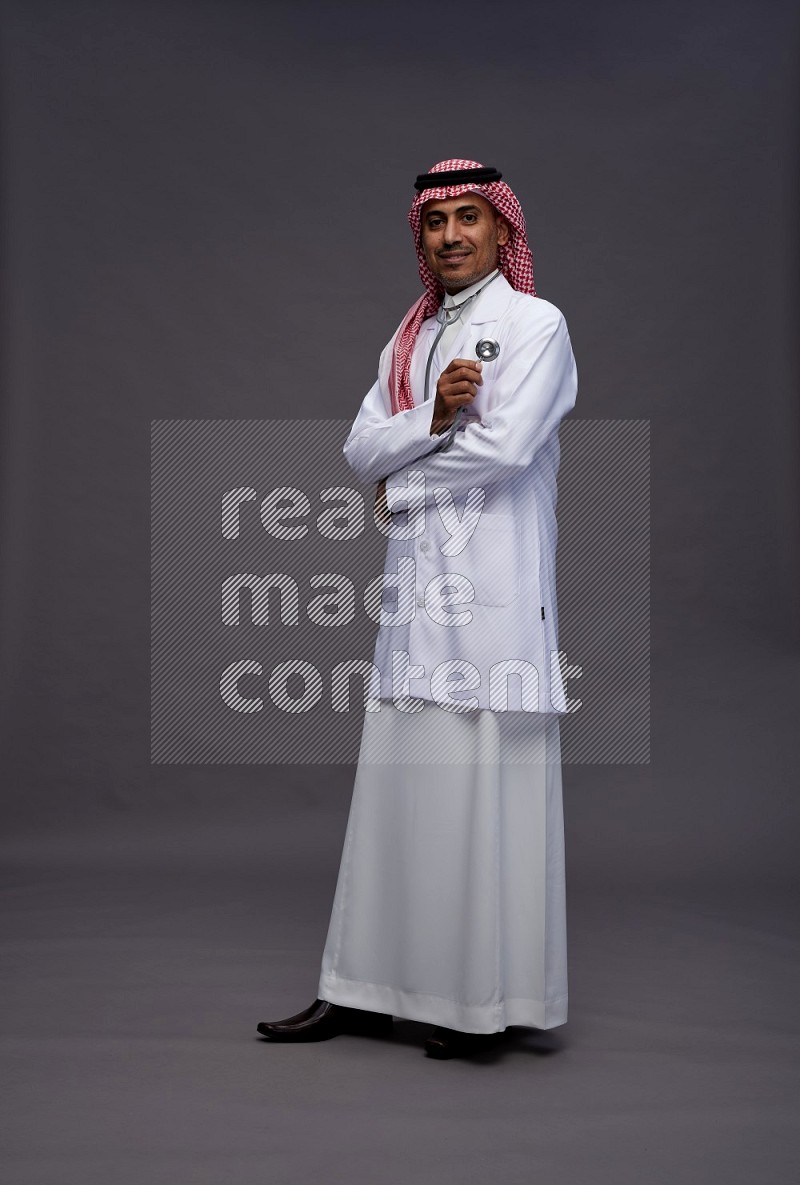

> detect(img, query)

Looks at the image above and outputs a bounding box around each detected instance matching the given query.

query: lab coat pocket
[438,512,521,608]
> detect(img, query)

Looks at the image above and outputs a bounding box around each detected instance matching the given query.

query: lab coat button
[416,593,425,608]
[419,540,430,552]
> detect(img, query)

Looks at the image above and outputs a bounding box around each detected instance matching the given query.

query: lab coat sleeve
[342,379,449,484]
[384,305,577,507]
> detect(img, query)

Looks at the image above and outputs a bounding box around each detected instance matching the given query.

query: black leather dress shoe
[424,1026,495,1059]
[256,998,393,1042]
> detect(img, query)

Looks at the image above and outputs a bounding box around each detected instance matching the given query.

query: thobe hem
[318,970,568,1034]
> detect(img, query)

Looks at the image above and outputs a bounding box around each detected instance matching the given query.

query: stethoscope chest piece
[476,338,500,362]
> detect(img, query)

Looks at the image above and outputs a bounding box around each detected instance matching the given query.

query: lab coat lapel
[411,273,515,405]
[450,272,515,363]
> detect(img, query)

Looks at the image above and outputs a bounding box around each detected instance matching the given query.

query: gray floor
[2,633,799,1184]
[1,838,797,1184]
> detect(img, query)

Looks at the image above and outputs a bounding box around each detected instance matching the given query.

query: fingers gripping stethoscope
[436,335,501,453]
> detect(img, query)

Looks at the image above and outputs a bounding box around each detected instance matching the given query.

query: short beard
[438,265,495,294]
[432,252,499,294]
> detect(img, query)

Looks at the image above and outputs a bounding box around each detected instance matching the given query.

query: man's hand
[430,358,483,437]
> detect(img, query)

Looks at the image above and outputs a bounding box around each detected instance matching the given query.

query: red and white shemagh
[388,158,536,414]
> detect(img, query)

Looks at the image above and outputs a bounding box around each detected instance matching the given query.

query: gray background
[1,1,798,1182]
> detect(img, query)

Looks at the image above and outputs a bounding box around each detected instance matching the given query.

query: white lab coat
[342,272,578,714]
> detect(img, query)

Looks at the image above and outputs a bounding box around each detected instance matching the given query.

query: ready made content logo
[150,419,650,765]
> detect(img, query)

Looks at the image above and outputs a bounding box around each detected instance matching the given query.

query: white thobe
[317,700,568,1033]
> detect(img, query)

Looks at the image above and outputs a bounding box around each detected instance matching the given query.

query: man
[257,159,578,1059]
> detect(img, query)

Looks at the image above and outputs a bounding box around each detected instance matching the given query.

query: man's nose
[443,216,462,245]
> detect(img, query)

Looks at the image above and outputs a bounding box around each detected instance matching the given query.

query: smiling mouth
[439,252,471,263]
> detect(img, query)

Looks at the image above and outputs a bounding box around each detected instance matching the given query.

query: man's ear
[496,215,510,247]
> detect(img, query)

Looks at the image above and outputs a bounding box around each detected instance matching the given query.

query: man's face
[419,193,510,294]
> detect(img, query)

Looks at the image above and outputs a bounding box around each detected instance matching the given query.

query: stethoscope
[423,270,502,452]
